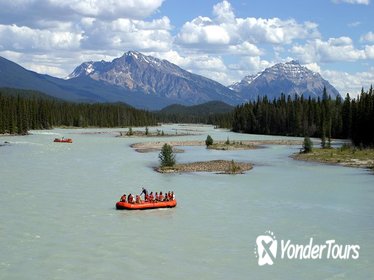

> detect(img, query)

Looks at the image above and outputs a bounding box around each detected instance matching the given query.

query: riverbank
[155,160,253,174]
[131,139,302,153]
[292,147,374,170]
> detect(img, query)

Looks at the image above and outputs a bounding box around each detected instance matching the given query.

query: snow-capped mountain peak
[66,51,242,105]
[229,60,340,100]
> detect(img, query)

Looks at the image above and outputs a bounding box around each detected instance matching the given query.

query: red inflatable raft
[54,138,73,143]
[116,199,177,210]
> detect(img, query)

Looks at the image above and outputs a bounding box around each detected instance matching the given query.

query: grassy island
[293,146,374,170]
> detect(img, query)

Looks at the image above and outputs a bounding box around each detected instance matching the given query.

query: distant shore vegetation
[0,88,157,135]
[231,86,374,148]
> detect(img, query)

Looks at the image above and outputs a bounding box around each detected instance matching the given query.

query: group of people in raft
[120,188,175,204]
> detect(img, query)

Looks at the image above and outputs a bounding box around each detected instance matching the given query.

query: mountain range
[0,52,341,110]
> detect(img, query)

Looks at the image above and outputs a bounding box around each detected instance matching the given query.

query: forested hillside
[0,88,157,135]
[231,87,374,147]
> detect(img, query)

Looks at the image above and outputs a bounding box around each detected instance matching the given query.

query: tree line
[231,86,374,147]
[0,90,157,135]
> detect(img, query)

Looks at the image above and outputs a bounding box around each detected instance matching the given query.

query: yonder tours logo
[254,231,360,266]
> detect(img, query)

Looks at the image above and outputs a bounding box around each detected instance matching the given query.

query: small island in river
[155,160,253,174]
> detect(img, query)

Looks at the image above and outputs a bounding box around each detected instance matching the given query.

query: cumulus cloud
[177,17,230,45]
[54,0,164,19]
[213,0,236,23]
[291,36,373,63]
[0,24,82,51]
[228,42,262,56]
[0,0,171,78]
[237,18,320,45]
[332,0,370,5]
[0,0,164,25]
[361,31,374,42]
[81,17,172,52]
[323,68,374,97]
[177,0,320,50]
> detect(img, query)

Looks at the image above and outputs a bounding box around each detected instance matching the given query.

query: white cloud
[237,18,319,45]
[361,31,374,42]
[332,0,370,5]
[303,62,321,73]
[0,24,82,51]
[80,17,172,52]
[228,42,262,56]
[323,68,374,97]
[0,0,165,23]
[291,37,371,63]
[177,1,320,50]
[65,0,164,19]
[213,0,236,23]
[365,45,374,58]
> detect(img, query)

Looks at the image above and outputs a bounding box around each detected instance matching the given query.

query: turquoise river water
[0,124,373,279]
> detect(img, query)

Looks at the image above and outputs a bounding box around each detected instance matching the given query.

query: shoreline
[292,148,374,171]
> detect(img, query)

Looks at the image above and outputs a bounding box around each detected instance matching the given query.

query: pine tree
[321,128,326,149]
[302,136,313,153]
[159,144,176,168]
[205,135,213,147]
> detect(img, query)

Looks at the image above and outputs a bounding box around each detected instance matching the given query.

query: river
[0,124,373,279]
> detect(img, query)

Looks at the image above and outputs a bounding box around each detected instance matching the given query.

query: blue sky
[0,0,373,96]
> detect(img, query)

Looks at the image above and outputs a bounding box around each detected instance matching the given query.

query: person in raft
[140,187,148,199]
[159,192,164,201]
[148,192,154,202]
[120,194,127,202]
[127,193,134,203]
